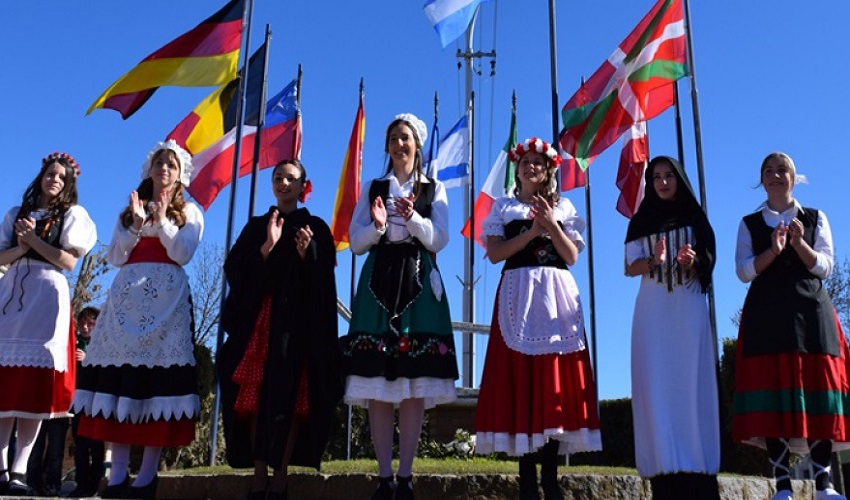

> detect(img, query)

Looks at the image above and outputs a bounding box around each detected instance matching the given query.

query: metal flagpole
[247,24,272,218]
[346,78,364,460]
[682,0,718,357]
[456,6,494,388]
[673,83,685,166]
[209,0,255,466]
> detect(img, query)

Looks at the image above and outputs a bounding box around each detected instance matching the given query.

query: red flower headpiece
[298,179,313,203]
[508,137,562,169]
[43,152,81,177]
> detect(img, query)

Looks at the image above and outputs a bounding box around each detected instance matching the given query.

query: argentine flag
[430,114,469,189]
[423,0,491,48]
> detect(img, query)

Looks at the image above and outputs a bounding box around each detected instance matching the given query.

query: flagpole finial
[434,92,439,121]
[511,90,516,111]
[359,77,364,95]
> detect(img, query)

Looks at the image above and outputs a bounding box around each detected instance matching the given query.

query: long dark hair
[17,157,79,220]
[120,149,188,228]
[383,118,424,199]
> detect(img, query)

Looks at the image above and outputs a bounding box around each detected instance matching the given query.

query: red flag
[615,122,648,218]
[330,92,365,251]
[558,132,588,191]
[560,0,686,169]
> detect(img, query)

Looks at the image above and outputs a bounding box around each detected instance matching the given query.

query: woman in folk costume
[341,113,458,500]
[624,156,720,499]
[474,137,602,500]
[219,159,341,500]
[73,140,203,500]
[734,152,848,500]
[0,152,95,495]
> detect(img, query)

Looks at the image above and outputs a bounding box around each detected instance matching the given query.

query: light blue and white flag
[423,0,490,48]
[430,114,469,188]
[424,118,440,179]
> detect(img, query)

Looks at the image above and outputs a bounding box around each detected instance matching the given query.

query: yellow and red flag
[87,0,244,119]
[330,91,365,251]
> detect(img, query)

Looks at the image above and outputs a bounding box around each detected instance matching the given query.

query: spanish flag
[87,0,244,119]
[330,90,365,251]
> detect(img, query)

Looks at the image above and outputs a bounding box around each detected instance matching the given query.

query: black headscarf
[625,156,715,293]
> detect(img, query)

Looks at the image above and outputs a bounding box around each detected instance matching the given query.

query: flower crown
[508,137,562,169]
[140,139,194,187]
[43,152,81,177]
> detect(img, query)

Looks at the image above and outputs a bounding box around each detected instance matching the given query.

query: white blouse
[735,199,832,283]
[107,202,204,266]
[0,205,97,257]
[481,196,586,252]
[348,171,449,255]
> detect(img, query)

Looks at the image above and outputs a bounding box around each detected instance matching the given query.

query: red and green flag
[87,0,244,119]
[560,0,687,170]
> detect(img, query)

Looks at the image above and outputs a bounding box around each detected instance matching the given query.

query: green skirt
[342,248,458,382]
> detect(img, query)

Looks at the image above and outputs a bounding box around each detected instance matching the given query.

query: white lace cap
[393,113,427,145]
[140,139,194,187]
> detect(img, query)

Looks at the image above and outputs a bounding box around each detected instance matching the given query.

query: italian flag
[461,106,517,248]
[560,0,687,170]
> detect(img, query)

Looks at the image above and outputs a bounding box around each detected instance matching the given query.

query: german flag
[87,0,244,119]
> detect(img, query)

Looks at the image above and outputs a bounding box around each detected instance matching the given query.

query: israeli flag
[430,114,469,189]
[423,0,491,48]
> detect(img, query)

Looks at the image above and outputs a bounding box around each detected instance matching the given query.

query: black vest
[10,211,65,263]
[368,177,435,246]
[740,207,838,356]
[502,220,568,272]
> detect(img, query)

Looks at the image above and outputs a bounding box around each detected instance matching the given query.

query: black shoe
[8,472,32,496]
[100,475,130,499]
[65,483,100,498]
[0,468,8,495]
[125,475,158,500]
[266,488,288,500]
[371,476,395,500]
[395,475,414,500]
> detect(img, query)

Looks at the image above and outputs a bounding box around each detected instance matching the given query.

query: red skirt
[733,310,850,445]
[475,292,601,456]
[78,415,195,447]
[0,312,75,418]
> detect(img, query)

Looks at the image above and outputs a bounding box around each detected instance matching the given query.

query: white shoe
[771,490,793,500]
[815,488,847,500]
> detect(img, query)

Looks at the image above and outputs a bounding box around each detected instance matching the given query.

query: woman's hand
[129,191,146,231]
[393,194,416,222]
[261,209,284,260]
[15,217,37,246]
[530,195,557,233]
[676,243,696,269]
[371,197,387,230]
[149,189,169,226]
[295,224,313,260]
[788,218,805,249]
[771,221,788,256]
[652,236,667,266]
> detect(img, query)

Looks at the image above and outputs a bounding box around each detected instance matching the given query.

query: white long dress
[627,226,720,477]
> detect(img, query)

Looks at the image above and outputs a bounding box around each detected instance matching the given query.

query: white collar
[756,198,803,216]
[379,170,432,185]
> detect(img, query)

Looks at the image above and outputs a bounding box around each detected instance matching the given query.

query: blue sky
[4,1,849,401]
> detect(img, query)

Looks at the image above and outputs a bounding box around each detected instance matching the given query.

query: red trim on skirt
[475,293,600,437]
[733,310,850,442]
[0,311,75,416]
[78,415,195,447]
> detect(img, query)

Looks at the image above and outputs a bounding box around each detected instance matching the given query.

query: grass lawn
[168,458,637,477]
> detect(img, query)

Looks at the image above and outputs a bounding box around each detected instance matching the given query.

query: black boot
[395,475,414,500]
[371,475,395,500]
[519,453,540,500]
[540,441,564,500]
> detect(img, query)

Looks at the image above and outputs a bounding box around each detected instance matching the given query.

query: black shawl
[218,206,341,469]
[625,156,716,292]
